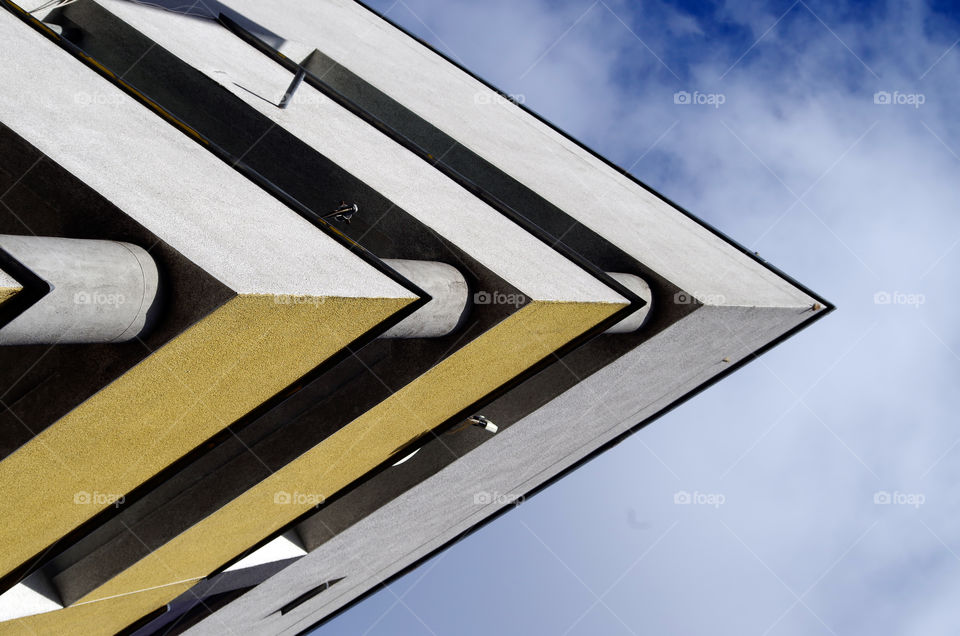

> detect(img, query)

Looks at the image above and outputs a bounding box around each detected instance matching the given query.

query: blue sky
[314,1,960,634]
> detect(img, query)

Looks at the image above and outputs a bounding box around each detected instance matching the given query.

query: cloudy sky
[315,1,960,634]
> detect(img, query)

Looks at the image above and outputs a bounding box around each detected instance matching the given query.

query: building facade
[0,1,831,634]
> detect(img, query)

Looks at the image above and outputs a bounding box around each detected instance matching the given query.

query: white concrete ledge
[210,0,816,309]
[96,0,626,307]
[0,9,413,303]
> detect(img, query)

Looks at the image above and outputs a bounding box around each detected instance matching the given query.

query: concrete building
[0,1,832,634]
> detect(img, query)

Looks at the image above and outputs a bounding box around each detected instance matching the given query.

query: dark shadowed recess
[27,1,534,608]
[0,123,234,460]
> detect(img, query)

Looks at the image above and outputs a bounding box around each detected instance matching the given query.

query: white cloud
[339,1,960,635]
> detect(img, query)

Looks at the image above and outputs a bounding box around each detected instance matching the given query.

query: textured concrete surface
[0,10,636,633]
[188,304,817,635]
[96,0,625,307]
[0,121,237,461]
[156,3,823,632]
[380,259,468,339]
[7,300,623,635]
[0,235,158,344]
[604,273,652,334]
[0,8,410,303]
[0,4,828,634]
[214,0,814,308]
[0,294,412,591]
[0,5,417,594]
[43,232,525,610]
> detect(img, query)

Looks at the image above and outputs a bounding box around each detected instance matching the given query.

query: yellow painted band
[0,285,20,306]
[3,299,624,635]
[0,293,413,581]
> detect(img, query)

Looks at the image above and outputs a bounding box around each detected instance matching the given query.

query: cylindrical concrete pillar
[0,235,159,345]
[604,272,652,334]
[381,259,468,339]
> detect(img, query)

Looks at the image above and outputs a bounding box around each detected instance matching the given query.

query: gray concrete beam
[603,272,652,334]
[0,235,159,345]
[186,304,817,635]
[380,259,468,339]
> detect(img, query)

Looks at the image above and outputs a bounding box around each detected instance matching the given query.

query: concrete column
[0,235,159,345]
[604,272,652,334]
[381,259,468,339]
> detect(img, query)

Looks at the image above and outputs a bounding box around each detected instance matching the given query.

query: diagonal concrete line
[342,343,463,464]
[116,519,239,636]
[306,517,443,636]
